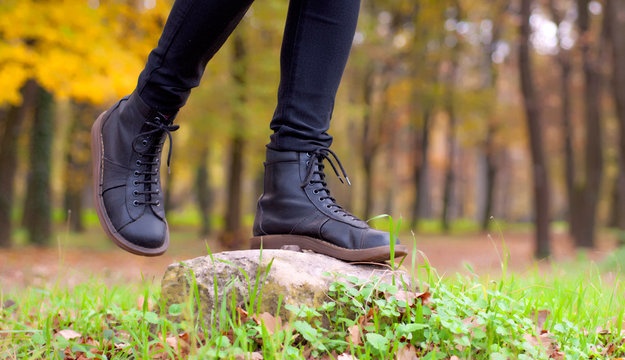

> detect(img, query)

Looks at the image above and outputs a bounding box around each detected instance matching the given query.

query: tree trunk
[62,102,95,232]
[548,0,577,238]
[441,56,459,233]
[608,170,625,229]
[479,2,507,231]
[609,0,625,240]
[361,67,377,221]
[362,157,374,221]
[441,1,462,232]
[195,146,213,237]
[572,0,605,248]
[481,124,498,230]
[411,108,431,230]
[519,0,551,259]
[0,80,37,247]
[441,102,457,232]
[561,58,576,236]
[22,83,55,246]
[383,120,397,215]
[222,32,247,248]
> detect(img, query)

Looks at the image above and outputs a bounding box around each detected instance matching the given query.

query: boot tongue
[302,148,350,187]
[154,111,177,125]
[130,112,179,209]
[303,149,363,221]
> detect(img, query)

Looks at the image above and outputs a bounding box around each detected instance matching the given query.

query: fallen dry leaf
[595,326,610,336]
[418,291,432,305]
[114,342,130,350]
[149,332,191,360]
[165,333,190,355]
[137,295,155,311]
[302,345,312,359]
[347,324,362,346]
[56,329,81,340]
[531,309,551,332]
[356,307,376,328]
[2,299,16,309]
[523,332,562,359]
[252,312,282,335]
[601,342,617,356]
[235,352,264,360]
[236,307,249,322]
[396,343,418,360]
[393,291,416,306]
[50,312,64,328]
[366,307,377,321]
[461,316,486,338]
[393,290,432,307]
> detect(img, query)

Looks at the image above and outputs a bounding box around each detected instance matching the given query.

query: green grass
[2,243,625,359]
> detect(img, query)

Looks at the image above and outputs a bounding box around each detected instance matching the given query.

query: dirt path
[0,229,619,291]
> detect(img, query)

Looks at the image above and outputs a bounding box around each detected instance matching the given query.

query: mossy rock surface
[160,249,410,324]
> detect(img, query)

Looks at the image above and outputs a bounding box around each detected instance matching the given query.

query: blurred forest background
[1,0,625,259]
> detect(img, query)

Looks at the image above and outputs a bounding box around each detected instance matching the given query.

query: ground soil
[0,228,620,291]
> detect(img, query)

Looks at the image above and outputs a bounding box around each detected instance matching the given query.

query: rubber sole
[250,234,408,263]
[91,110,169,257]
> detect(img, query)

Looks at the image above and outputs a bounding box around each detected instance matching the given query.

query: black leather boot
[251,148,407,262]
[91,93,178,256]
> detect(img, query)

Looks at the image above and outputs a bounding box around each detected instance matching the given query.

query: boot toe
[320,220,396,250]
[118,212,168,249]
[360,228,394,249]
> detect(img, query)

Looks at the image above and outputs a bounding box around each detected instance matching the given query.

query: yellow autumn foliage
[0,0,170,106]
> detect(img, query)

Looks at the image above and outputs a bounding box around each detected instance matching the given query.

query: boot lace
[130,113,179,206]
[302,148,356,219]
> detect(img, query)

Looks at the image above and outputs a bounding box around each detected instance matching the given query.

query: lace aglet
[167,166,171,175]
[346,177,351,186]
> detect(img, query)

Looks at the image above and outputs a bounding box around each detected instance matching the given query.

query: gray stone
[160,249,411,324]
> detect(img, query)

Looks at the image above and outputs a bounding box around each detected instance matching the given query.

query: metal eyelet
[326,205,331,209]
[133,180,139,186]
[132,200,139,206]
[133,190,139,196]
[306,161,310,165]
[313,190,318,194]
[134,170,140,176]
[142,139,148,146]
[305,152,311,158]
[136,160,142,166]
[155,201,161,206]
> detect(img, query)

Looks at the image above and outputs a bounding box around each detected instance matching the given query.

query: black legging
[136,0,360,152]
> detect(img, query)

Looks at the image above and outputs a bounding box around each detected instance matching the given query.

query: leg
[253,0,407,262]
[137,0,254,113]
[92,0,252,256]
[269,0,360,151]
